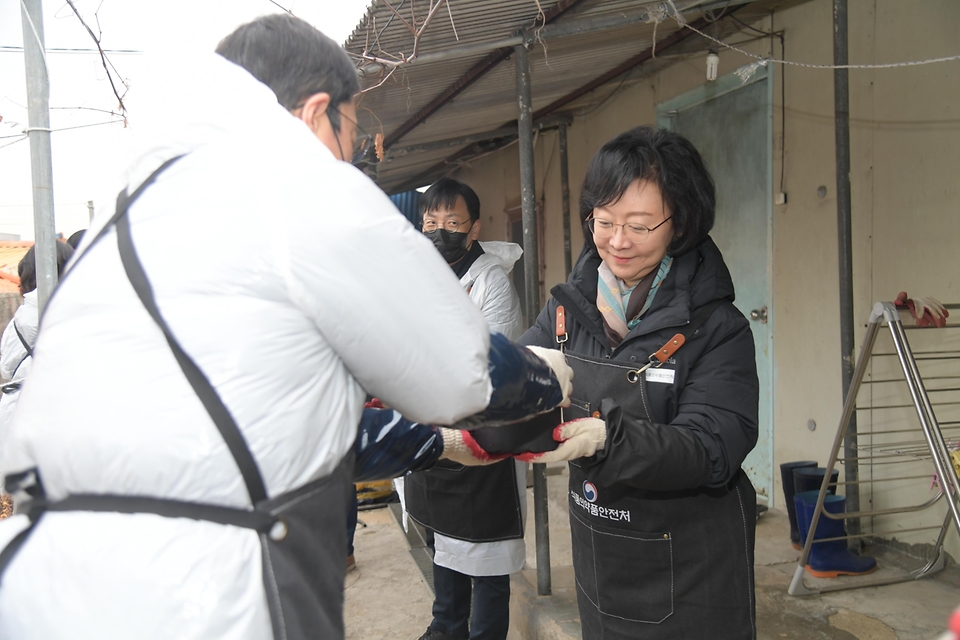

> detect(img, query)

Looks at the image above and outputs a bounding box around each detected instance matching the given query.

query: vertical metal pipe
[516,42,551,596]
[833,0,859,536]
[21,0,58,315]
[559,122,572,279]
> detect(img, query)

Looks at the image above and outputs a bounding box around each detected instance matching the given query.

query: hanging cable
[662,1,960,71]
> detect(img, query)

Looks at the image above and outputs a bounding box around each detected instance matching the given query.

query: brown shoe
[346,554,357,573]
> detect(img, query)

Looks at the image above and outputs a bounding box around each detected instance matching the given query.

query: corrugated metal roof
[346,0,810,193]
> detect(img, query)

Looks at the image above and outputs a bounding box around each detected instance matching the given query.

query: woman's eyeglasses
[587,216,671,243]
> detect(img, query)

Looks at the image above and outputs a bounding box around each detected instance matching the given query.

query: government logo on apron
[582,481,598,503]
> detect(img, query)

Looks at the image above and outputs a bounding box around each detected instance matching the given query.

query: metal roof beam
[389,8,747,193]
[385,114,572,160]
[381,0,588,150]
[358,0,712,78]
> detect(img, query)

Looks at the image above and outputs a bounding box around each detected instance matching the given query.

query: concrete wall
[0,293,21,346]
[449,0,960,557]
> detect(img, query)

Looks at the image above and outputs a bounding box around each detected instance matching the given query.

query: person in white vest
[0,243,74,442]
[0,15,571,640]
[400,178,526,640]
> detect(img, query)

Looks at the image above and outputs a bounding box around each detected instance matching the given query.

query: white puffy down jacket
[0,53,493,639]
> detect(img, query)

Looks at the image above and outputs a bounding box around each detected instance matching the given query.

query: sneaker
[416,627,464,640]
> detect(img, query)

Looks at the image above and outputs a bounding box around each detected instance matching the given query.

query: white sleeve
[473,267,524,341]
[0,311,30,382]
[280,165,492,425]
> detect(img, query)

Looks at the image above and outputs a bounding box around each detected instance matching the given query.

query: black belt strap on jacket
[0,156,275,585]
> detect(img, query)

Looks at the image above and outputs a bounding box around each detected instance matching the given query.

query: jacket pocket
[570,508,674,624]
[566,398,590,418]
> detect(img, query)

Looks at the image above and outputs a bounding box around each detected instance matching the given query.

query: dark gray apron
[562,350,756,640]
[0,156,351,640]
[405,458,523,542]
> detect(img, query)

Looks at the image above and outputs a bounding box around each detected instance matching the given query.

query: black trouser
[430,563,510,640]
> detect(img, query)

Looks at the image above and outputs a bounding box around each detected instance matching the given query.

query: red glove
[894,292,949,328]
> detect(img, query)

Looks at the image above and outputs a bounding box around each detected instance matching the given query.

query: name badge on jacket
[645,368,675,384]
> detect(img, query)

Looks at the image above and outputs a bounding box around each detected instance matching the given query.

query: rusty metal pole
[559,122,572,278]
[516,41,551,596]
[833,0,860,540]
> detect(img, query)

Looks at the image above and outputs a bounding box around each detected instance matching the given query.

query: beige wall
[450,0,960,555]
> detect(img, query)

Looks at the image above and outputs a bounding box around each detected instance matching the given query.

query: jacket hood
[472,242,523,276]
[556,236,736,337]
[120,52,328,195]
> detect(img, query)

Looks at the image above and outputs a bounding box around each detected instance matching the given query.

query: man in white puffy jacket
[0,16,571,640]
[404,179,526,640]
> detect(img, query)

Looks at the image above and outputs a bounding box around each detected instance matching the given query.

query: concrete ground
[344,505,434,640]
[345,465,960,640]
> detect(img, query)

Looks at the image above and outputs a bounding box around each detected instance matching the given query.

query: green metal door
[657,67,774,504]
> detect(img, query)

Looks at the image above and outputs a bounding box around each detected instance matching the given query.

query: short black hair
[19,242,75,296]
[419,178,481,221]
[215,14,360,130]
[66,229,86,250]
[579,126,715,256]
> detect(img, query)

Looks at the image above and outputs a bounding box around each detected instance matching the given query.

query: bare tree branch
[382,0,418,37]
[356,0,449,70]
[63,0,126,116]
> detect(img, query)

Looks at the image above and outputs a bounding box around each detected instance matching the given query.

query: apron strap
[12,322,32,357]
[115,211,268,505]
[27,494,276,533]
[9,322,33,381]
[33,154,268,505]
[110,161,268,506]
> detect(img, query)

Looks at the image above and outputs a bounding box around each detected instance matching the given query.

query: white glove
[525,346,573,408]
[518,417,607,463]
[439,428,509,466]
[912,296,949,327]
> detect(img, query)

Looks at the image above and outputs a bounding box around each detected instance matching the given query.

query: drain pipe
[833,0,860,537]
[516,41,552,596]
[559,122,572,279]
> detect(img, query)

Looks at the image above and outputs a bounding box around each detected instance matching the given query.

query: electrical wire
[666,3,960,70]
[0,119,124,139]
[0,136,28,150]
[0,46,143,54]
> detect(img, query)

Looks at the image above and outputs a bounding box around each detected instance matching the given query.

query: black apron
[561,348,756,639]
[405,458,523,543]
[0,156,351,640]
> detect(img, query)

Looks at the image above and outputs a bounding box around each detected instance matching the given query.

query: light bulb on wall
[706,49,719,81]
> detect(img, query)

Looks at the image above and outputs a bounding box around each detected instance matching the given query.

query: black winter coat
[519,237,759,639]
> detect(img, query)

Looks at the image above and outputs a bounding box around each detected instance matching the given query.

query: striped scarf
[597,255,673,347]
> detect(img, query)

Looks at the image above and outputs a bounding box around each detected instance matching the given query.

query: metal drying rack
[789,302,960,596]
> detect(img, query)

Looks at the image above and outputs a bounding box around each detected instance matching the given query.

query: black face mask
[424,228,471,264]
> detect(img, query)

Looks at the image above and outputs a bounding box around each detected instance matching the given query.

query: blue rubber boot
[780,461,817,549]
[793,466,839,496]
[795,490,877,578]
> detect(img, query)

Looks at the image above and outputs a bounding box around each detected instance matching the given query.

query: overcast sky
[0,0,371,240]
